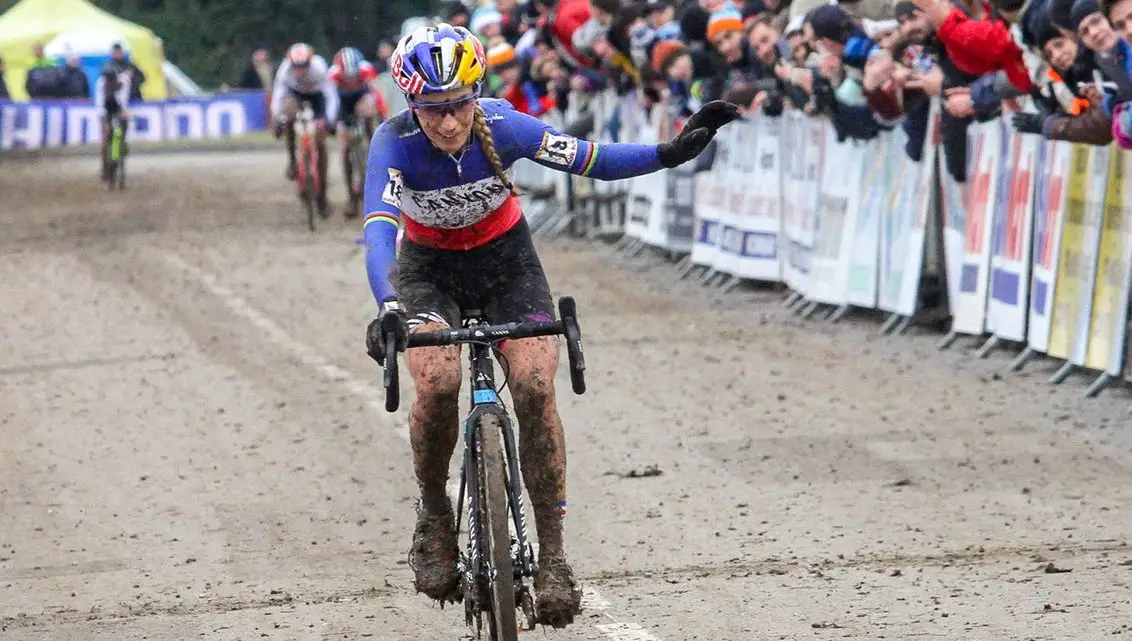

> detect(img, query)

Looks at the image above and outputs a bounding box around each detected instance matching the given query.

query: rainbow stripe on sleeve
[580,143,600,177]
[362,212,400,230]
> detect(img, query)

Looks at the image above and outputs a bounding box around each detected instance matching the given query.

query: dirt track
[2,150,1131,641]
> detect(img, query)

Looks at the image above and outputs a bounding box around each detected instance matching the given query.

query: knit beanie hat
[651,38,689,72]
[706,2,744,41]
[470,7,503,35]
[1069,0,1101,29]
[894,1,919,21]
[807,4,855,43]
[1033,9,1063,47]
[1048,0,1076,27]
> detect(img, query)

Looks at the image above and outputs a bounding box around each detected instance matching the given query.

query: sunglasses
[410,92,479,118]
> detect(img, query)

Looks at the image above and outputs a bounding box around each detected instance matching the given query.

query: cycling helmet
[389,23,486,96]
[333,47,365,76]
[287,43,314,67]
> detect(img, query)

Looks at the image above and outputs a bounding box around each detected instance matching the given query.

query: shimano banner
[0,90,267,150]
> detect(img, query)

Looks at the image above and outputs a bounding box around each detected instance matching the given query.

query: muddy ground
[1,150,1131,641]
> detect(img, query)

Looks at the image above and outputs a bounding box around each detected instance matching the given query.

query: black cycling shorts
[288,89,327,119]
[338,89,368,122]
[394,217,555,329]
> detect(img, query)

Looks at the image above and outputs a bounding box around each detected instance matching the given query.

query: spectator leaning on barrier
[1009,5,1114,144]
[890,0,984,175]
[1073,0,1132,105]
[704,2,769,100]
[910,0,1034,95]
[804,4,891,140]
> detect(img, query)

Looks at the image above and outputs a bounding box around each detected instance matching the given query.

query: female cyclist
[362,23,739,628]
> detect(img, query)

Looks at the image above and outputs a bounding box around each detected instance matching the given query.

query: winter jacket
[935,0,1032,91]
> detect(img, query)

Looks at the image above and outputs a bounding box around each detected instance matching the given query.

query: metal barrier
[553,90,1132,409]
[371,75,1132,409]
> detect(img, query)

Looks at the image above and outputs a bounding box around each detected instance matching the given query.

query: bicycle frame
[380,297,587,638]
[455,315,536,607]
[293,103,319,195]
[109,119,124,162]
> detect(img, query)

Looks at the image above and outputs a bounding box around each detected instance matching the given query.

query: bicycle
[105,116,128,191]
[294,101,329,230]
[343,115,369,218]
[380,297,587,641]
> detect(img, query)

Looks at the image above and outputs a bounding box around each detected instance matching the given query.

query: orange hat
[706,3,744,42]
[651,39,688,73]
[487,42,517,69]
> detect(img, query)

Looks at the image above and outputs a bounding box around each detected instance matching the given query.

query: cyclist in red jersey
[330,47,389,217]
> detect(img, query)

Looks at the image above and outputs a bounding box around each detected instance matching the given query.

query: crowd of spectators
[448,0,1132,183]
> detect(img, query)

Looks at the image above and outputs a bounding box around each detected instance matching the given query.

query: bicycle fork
[456,341,536,609]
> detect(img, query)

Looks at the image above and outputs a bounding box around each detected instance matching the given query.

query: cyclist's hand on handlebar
[366,299,408,365]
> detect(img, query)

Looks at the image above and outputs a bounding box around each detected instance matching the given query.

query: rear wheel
[348,136,367,218]
[117,148,127,191]
[299,139,316,231]
[474,412,518,641]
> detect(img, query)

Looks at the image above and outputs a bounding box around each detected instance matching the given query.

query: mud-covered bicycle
[105,116,128,191]
[294,101,329,230]
[380,297,587,641]
[342,115,369,218]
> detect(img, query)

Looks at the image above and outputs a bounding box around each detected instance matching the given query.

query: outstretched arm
[504,99,740,178]
[505,104,664,181]
[362,125,404,305]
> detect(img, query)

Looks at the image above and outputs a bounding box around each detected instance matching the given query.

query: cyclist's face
[413,87,477,154]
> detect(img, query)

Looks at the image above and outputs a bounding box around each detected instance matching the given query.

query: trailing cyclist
[95,46,133,182]
[361,22,739,629]
[329,46,388,218]
[271,43,340,211]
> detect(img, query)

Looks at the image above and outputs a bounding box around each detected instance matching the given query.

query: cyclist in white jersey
[271,43,341,203]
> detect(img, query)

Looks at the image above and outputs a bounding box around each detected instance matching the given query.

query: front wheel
[475,412,519,641]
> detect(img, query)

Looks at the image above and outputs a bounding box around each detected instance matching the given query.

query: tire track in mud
[0,585,398,630]
[587,537,1132,585]
[8,536,1127,631]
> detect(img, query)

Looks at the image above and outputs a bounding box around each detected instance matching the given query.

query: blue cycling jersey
[361,98,664,305]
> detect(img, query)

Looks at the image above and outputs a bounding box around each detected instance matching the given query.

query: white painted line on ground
[584,588,664,641]
[160,252,461,498]
[162,251,664,641]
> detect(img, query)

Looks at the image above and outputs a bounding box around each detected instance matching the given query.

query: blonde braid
[472,104,518,196]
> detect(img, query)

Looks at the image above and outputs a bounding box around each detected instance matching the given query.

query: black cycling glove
[681,100,742,134]
[366,298,409,365]
[657,100,742,169]
[1011,112,1049,136]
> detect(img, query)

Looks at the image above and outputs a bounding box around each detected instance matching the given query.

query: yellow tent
[0,0,166,101]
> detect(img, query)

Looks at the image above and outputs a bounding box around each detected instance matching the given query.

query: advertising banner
[1047,144,1108,364]
[950,119,1003,334]
[0,90,268,150]
[1085,149,1132,375]
[987,127,1038,342]
[1027,140,1071,353]
[733,115,783,282]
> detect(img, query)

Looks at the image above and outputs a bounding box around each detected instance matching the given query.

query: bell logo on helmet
[391,54,425,94]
